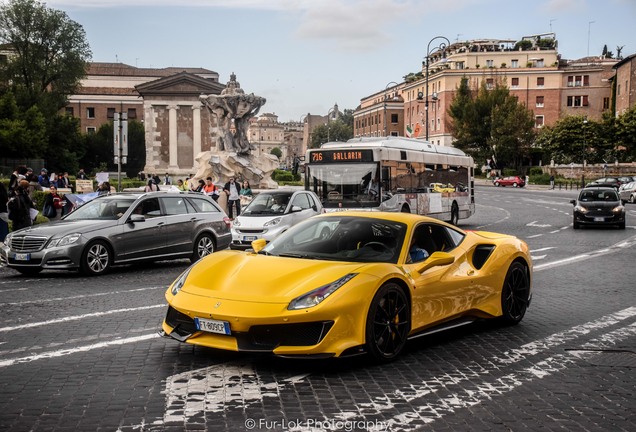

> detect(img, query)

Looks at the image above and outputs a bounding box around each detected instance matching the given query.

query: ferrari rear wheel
[366,283,410,362]
[500,262,530,325]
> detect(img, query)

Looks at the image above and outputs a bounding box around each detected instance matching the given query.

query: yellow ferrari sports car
[161,212,532,362]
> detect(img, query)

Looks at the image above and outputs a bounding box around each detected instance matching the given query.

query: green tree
[0,0,91,115]
[448,77,535,171]
[310,119,353,148]
[615,105,636,161]
[80,119,146,177]
[270,147,282,159]
[0,92,47,157]
[535,116,606,164]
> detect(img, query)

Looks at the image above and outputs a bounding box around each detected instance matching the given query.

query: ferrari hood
[180,251,369,303]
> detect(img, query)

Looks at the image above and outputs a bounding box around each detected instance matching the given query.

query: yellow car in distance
[161,212,532,362]
[430,182,456,193]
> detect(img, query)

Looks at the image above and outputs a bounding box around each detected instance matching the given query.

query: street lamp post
[383,81,399,137]
[425,36,450,142]
[326,107,335,142]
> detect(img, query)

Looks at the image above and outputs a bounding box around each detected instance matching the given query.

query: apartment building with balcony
[353,33,620,147]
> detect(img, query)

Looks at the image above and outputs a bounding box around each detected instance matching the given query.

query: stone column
[192,102,202,169]
[168,104,179,169]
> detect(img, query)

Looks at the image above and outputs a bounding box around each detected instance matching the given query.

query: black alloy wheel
[499,261,530,325]
[366,283,410,362]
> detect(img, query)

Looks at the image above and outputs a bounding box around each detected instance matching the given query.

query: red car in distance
[494,176,526,188]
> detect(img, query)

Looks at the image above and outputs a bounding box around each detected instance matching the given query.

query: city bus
[304,136,475,224]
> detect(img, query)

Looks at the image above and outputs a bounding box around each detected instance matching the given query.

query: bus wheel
[400,205,410,213]
[449,202,459,226]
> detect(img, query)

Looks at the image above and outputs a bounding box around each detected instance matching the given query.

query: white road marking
[527,221,552,228]
[474,204,510,229]
[527,234,543,238]
[0,304,164,333]
[530,247,556,252]
[0,286,164,306]
[0,333,159,368]
[148,307,636,429]
[531,254,546,260]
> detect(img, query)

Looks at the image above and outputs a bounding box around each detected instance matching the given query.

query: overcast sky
[43,0,636,122]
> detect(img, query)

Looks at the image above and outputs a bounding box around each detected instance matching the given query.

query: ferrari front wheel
[366,283,410,362]
[499,262,530,325]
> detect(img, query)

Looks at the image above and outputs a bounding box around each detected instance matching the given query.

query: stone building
[135,72,225,176]
[613,53,636,116]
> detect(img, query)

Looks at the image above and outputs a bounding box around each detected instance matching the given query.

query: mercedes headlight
[288,273,357,310]
[170,267,192,295]
[264,217,282,227]
[47,233,81,248]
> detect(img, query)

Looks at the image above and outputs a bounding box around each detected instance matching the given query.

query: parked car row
[585,176,635,190]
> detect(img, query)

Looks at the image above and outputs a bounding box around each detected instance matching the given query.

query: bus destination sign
[310,149,373,163]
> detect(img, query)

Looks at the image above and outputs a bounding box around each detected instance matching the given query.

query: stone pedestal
[193,150,279,189]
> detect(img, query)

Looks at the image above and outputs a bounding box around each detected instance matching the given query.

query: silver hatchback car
[1,192,232,276]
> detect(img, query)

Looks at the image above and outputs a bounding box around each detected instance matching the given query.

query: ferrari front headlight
[47,233,81,248]
[288,273,358,310]
[170,267,192,295]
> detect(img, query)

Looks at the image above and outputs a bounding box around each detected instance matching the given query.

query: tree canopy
[447,77,536,171]
[309,108,354,148]
[0,0,91,114]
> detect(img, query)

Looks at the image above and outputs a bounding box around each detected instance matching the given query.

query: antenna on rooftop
[549,19,556,32]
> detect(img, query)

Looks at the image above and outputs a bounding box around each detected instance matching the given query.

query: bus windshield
[307,163,381,208]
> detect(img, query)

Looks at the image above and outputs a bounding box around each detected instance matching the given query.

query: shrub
[529,167,544,176]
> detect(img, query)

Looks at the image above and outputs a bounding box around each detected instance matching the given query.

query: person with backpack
[7,185,36,231]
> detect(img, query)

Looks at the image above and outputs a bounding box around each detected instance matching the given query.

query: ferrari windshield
[261,215,406,264]
[64,196,137,221]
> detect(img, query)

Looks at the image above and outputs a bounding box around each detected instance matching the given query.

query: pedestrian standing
[549,175,555,190]
[0,182,9,242]
[223,176,241,219]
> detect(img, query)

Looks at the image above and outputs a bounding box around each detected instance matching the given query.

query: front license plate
[12,253,30,261]
[594,217,605,222]
[194,317,231,335]
[243,236,257,241]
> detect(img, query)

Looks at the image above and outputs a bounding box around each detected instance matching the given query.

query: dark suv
[570,187,625,229]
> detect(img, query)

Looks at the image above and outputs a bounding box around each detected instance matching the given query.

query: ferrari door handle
[467,269,475,276]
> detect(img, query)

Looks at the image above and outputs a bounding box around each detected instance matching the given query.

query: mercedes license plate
[194,317,231,335]
[12,253,30,261]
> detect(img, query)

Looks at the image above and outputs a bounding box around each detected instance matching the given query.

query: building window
[486,78,494,89]
[567,95,589,107]
[537,77,544,87]
[390,131,399,137]
[603,97,610,110]
[455,61,464,70]
[535,59,544,67]
[511,77,519,88]
[86,127,96,134]
[486,59,494,67]
[128,108,137,119]
[86,107,95,119]
[536,96,544,107]
[107,108,116,119]
[391,113,398,124]
[535,116,544,128]
[65,107,74,116]
[617,84,621,95]
[511,59,519,68]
